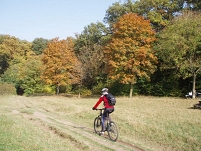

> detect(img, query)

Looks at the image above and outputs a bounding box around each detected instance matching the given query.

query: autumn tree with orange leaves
[105,13,157,97]
[41,37,81,95]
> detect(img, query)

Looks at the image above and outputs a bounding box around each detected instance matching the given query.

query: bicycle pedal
[99,131,104,136]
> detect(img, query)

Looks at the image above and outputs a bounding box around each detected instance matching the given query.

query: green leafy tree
[1,64,20,85]
[104,1,128,26]
[41,37,81,95]
[133,0,184,31]
[105,13,157,97]
[19,57,43,94]
[0,36,41,95]
[156,11,201,98]
[0,35,20,74]
[2,56,43,95]
[32,38,49,55]
[0,34,7,44]
[0,35,35,77]
[74,22,109,90]
[104,0,185,31]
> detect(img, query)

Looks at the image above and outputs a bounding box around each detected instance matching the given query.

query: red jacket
[93,95,114,109]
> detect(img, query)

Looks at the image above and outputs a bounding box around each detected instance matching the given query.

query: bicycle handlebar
[93,108,105,111]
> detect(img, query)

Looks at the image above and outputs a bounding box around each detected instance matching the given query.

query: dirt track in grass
[9,95,145,151]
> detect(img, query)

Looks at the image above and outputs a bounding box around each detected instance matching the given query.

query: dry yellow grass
[114,96,201,151]
[0,95,201,151]
[30,95,201,150]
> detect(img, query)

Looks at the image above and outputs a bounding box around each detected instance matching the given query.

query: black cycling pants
[103,108,114,118]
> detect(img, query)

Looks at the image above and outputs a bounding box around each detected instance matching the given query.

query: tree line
[0,0,201,98]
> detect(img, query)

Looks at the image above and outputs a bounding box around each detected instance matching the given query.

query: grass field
[0,95,201,151]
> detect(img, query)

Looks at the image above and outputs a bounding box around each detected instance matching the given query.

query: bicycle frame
[95,108,111,121]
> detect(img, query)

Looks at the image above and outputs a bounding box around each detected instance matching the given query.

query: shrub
[75,87,92,96]
[41,85,55,94]
[92,82,106,95]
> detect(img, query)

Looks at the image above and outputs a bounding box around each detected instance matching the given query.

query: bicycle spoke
[107,121,118,142]
[94,117,102,134]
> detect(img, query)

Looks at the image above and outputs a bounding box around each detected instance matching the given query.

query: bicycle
[93,108,119,142]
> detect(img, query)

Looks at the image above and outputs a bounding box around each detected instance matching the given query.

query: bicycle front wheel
[94,116,102,134]
[107,121,118,142]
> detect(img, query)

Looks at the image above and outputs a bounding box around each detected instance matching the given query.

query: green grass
[0,113,81,151]
[0,95,201,151]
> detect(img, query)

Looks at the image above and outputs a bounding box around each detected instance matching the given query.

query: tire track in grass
[33,111,145,151]
[67,125,146,151]
[12,96,146,151]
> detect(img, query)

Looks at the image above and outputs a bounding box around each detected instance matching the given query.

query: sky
[0,0,120,42]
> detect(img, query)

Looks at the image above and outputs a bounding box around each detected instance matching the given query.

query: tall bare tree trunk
[192,73,196,99]
[56,86,60,95]
[129,82,133,98]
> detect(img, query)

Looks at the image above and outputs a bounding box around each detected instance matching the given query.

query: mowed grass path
[0,95,201,151]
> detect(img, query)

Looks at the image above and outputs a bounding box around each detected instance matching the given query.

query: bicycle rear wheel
[107,121,118,142]
[94,116,102,134]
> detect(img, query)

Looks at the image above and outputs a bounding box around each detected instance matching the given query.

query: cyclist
[92,88,114,135]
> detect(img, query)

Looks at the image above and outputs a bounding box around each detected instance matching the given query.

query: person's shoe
[99,131,104,136]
